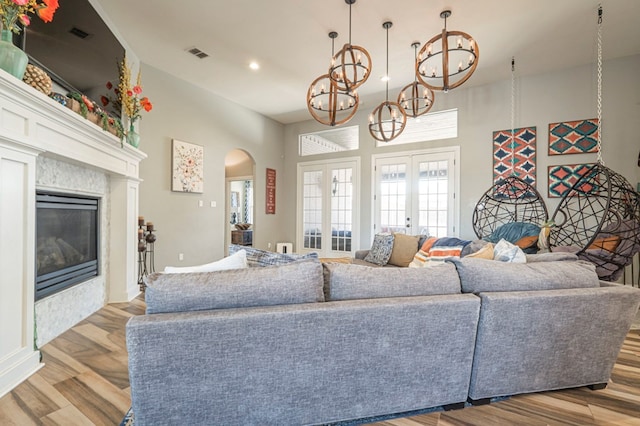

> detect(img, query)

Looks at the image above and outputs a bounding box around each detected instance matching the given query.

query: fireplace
[36,192,100,300]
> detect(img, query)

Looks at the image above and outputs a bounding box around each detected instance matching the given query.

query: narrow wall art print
[492,126,537,186]
[171,139,204,193]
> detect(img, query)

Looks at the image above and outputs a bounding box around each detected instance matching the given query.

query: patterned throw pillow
[364,233,395,266]
[229,244,318,267]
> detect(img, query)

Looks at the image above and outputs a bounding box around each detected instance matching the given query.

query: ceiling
[94,0,640,125]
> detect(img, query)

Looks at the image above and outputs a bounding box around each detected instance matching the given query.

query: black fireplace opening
[36,192,100,300]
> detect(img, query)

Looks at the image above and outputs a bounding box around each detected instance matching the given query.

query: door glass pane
[303,170,322,249]
[380,164,407,234]
[330,168,352,252]
[417,160,448,237]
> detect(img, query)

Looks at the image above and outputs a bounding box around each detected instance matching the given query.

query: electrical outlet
[198,200,203,207]
[268,243,272,250]
[211,201,216,207]
[179,253,184,261]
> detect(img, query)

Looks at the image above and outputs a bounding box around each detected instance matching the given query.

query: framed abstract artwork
[547,163,596,198]
[548,118,599,155]
[493,126,537,186]
[171,139,204,193]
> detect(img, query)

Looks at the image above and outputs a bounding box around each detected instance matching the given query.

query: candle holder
[136,218,158,291]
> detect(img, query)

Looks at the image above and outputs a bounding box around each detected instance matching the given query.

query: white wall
[282,55,640,247]
[137,65,286,270]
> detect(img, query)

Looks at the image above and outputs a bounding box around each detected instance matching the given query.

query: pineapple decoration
[22,64,52,95]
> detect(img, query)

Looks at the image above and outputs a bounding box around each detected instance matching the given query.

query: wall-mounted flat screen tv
[15,0,125,117]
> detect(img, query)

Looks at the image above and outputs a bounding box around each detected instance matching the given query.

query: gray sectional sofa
[126,256,640,425]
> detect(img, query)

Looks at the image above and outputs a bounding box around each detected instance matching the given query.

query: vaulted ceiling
[95,0,640,124]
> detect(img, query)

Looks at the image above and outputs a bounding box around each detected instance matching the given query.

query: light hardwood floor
[1,298,639,425]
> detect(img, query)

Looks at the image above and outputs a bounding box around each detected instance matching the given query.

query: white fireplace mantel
[0,69,146,398]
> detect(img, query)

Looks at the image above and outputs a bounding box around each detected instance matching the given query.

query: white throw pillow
[493,239,526,263]
[163,249,247,273]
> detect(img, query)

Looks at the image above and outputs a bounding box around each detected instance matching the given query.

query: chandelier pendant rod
[441,10,451,91]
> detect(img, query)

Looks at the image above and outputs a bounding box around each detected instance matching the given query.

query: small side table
[231,230,253,246]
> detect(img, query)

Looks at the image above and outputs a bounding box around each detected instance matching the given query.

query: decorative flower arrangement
[116,57,152,126]
[0,0,59,34]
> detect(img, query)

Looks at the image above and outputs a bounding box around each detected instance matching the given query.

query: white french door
[373,148,459,238]
[297,159,360,257]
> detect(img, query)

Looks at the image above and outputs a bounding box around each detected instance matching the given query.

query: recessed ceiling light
[380,75,390,82]
[249,61,260,70]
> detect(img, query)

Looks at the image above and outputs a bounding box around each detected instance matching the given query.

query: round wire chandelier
[416,10,479,92]
[328,0,372,93]
[369,21,407,142]
[307,32,359,126]
[398,42,435,118]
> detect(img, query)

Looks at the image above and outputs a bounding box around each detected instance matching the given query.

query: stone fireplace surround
[0,70,146,398]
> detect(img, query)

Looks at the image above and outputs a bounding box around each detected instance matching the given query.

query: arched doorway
[225,149,256,253]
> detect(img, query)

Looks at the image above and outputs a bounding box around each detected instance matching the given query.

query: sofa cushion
[364,233,394,266]
[448,257,600,293]
[323,262,461,301]
[163,249,247,273]
[388,233,420,267]
[145,259,324,314]
[229,244,318,267]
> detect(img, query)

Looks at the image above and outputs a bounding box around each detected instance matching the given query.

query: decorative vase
[127,122,140,148]
[0,28,28,79]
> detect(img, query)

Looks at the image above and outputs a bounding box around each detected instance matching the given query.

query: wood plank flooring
[1,298,639,425]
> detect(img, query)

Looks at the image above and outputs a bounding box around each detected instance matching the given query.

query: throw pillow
[485,222,541,244]
[588,236,621,252]
[493,239,526,263]
[163,249,247,273]
[145,259,324,314]
[229,244,318,267]
[364,233,394,266]
[388,233,421,267]
[465,242,494,259]
[515,235,539,249]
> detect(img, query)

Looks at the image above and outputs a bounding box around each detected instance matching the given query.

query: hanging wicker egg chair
[472,58,549,240]
[548,6,640,281]
[549,163,640,281]
[473,175,548,239]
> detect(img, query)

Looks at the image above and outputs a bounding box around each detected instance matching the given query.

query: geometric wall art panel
[548,118,599,155]
[493,126,537,187]
[547,163,596,198]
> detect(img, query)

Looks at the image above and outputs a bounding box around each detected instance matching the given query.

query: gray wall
[138,65,286,270]
[282,55,640,248]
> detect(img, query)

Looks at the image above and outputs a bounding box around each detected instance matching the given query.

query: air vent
[69,27,90,39]
[187,47,209,59]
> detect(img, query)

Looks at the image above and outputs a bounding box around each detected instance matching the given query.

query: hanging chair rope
[510,57,516,176]
[596,5,604,165]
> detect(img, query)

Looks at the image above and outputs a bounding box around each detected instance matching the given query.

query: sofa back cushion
[448,257,600,293]
[324,262,461,301]
[145,259,324,314]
